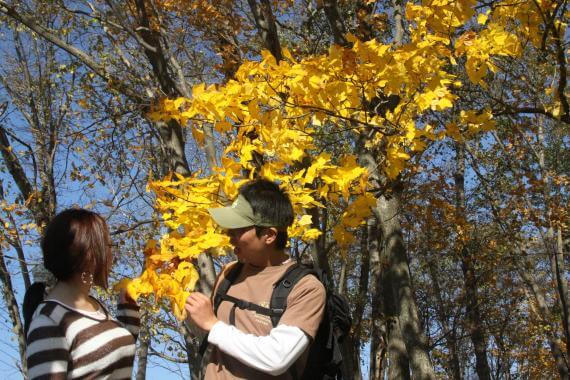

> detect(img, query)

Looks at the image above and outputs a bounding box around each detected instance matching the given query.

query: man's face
[227,226,267,263]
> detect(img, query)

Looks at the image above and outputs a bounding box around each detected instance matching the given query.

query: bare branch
[0,124,34,201]
[320,0,349,46]
[247,0,282,61]
[0,0,144,102]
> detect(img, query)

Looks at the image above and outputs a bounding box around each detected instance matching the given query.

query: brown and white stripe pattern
[26,300,140,379]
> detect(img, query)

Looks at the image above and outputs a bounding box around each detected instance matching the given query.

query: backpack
[207,261,352,379]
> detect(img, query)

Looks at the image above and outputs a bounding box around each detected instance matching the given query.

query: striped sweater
[25,299,140,379]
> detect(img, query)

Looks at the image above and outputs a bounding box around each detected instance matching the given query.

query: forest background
[0,0,568,379]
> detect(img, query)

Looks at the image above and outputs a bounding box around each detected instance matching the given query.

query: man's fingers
[186,292,210,304]
[191,292,208,301]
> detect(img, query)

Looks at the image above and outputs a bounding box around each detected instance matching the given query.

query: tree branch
[110,219,160,236]
[0,123,34,201]
[320,0,349,46]
[0,0,144,102]
[247,0,282,61]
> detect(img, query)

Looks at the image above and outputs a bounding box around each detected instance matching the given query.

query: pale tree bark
[371,1,435,374]
[135,308,150,380]
[387,317,411,380]
[179,323,203,380]
[0,248,28,379]
[369,217,388,380]
[318,3,437,375]
[454,142,491,380]
[555,227,570,353]
[337,253,361,379]
[357,121,434,379]
[546,227,570,367]
[376,189,435,380]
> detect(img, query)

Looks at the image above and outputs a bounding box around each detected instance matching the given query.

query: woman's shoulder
[43,298,109,322]
[26,301,69,341]
[34,300,69,322]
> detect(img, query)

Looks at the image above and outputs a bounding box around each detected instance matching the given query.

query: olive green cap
[208,194,276,229]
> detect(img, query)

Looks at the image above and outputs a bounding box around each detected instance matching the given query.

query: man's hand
[185,292,219,332]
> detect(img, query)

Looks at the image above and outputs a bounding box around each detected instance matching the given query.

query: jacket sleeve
[116,302,141,339]
[208,321,310,375]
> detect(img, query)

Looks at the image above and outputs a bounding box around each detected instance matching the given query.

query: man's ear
[263,227,278,245]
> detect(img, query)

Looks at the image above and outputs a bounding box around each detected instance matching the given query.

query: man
[185,178,326,379]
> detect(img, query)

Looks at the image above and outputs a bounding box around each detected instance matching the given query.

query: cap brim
[208,207,254,229]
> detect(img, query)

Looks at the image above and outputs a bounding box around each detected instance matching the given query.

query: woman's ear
[263,227,278,245]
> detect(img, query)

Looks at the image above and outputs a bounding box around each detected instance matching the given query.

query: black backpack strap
[199,261,244,357]
[214,262,316,327]
[270,264,316,327]
[213,262,244,314]
[216,292,285,319]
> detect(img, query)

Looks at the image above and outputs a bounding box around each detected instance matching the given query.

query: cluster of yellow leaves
[116,174,227,319]
[118,166,369,318]
[445,109,497,141]
[0,200,38,249]
[491,0,564,48]
[137,0,534,318]
[147,98,192,126]
[455,24,520,86]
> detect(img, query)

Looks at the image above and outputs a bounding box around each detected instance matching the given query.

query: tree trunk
[425,248,462,380]
[460,256,491,380]
[308,206,332,274]
[387,316,411,380]
[537,121,570,365]
[518,252,570,379]
[135,308,150,380]
[0,248,28,379]
[247,0,282,62]
[342,222,373,380]
[179,322,204,380]
[378,209,410,380]
[321,0,348,46]
[555,227,570,362]
[376,188,435,380]
[454,142,491,380]
[465,137,570,379]
[369,215,388,380]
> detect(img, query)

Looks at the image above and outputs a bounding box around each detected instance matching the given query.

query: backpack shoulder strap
[269,263,317,327]
[213,261,243,314]
[199,261,243,358]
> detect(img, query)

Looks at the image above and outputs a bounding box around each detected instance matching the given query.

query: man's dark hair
[239,178,294,249]
[42,208,112,288]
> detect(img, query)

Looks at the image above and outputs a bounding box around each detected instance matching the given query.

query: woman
[23,209,140,379]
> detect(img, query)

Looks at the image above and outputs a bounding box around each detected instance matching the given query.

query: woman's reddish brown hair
[42,209,112,288]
